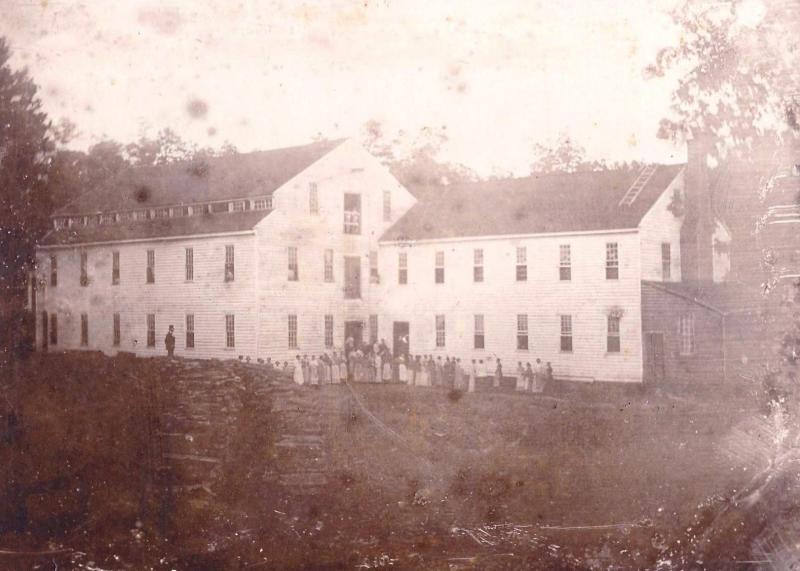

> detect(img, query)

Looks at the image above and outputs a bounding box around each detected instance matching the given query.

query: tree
[530,133,626,174]
[0,37,54,301]
[648,0,800,152]
[125,127,194,166]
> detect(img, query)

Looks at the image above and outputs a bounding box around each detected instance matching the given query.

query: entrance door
[41,311,48,351]
[345,320,364,350]
[644,332,665,383]
[393,322,409,359]
[344,256,361,299]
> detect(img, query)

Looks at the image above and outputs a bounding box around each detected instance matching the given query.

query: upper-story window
[112,251,120,285]
[225,314,235,348]
[516,247,527,281]
[80,251,88,287]
[231,201,246,213]
[560,244,572,281]
[119,211,133,223]
[369,251,379,284]
[225,245,235,282]
[155,207,170,219]
[474,314,485,349]
[560,315,573,352]
[661,243,671,281]
[173,206,188,217]
[100,213,115,225]
[473,249,484,282]
[517,314,529,350]
[54,217,67,230]
[211,202,229,213]
[398,252,408,285]
[606,242,619,280]
[435,314,446,348]
[435,251,445,284]
[81,313,89,346]
[324,249,334,282]
[50,255,57,287]
[133,209,148,221]
[185,248,194,281]
[288,246,299,281]
[344,193,361,234]
[383,190,391,222]
[309,183,319,215]
[146,249,155,284]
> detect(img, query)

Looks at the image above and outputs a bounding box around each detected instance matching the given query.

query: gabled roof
[39,210,270,247]
[56,139,345,215]
[380,164,684,242]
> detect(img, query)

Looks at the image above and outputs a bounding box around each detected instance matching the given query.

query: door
[41,311,48,351]
[644,332,665,383]
[345,320,364,350]
[344,256,361,299]
[393,322,409,359]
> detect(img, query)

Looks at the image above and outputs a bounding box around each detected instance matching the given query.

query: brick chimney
[681,133,716,283]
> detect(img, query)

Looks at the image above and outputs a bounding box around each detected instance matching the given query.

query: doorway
[644,332,665,383]
[393,322,409,359]
[345,320,364,350]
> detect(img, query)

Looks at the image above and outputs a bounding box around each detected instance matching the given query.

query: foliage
[0,37,55,300]
[648,0,800,151]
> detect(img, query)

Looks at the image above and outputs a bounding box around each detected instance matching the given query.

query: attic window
[232,201,246,212]
[100,213,115,225]
[253,198,271,210]
[155,208,170,219]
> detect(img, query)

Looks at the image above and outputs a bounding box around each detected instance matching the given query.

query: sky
[1,0,687,176]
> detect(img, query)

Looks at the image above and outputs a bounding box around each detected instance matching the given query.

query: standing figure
[469,359,477,393]
[454,358,465,390]
[383,352,393,382]
[309,356,319,387]
[533,358,545,393]
[478,359,487,389]
[435,357,444,387]
[494,359,503,389]
[302,355,310,385]
[165,325,176,358]
[516,362,526,391]
[398,355,408,384]
[525,362,534,392]
[293,355,304,385]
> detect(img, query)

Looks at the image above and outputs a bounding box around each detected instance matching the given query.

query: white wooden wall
[639,170,684,282]
[36,233,258,360]
[378,231,644,383]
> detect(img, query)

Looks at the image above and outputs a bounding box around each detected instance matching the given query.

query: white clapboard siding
[37,233,258,360]
[378,231,643,383]
[254,140,417,362]
[639,169,684,282]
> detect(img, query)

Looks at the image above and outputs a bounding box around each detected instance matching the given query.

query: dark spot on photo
[134,185,151,203]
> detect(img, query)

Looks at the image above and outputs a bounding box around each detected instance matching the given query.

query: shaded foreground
[1,352,798,569]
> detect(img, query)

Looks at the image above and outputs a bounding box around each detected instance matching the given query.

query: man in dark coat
[165,325,176,358]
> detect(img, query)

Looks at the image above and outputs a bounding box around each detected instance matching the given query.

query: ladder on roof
[618,164,658,206]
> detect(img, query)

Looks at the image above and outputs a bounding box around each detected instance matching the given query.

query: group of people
[282,337,554,393]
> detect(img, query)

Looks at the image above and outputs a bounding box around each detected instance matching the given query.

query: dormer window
[253,198,270,210]
[232,201,246,213]
[100,213,115,225]
[155,208,170,219]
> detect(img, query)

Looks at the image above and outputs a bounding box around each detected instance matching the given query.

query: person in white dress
[293,355,304,386]
[516,362,526,391]
[398,355,408,383]
[382,352,393,382]
[469,359,477,393]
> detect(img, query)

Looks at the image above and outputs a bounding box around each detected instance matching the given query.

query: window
[560,315,573,352]
[50,255,57,287]
[225,245,235,282]
[324,249,334,282]
[147,314,155,347]
[49,314,57,345]
[133,209,148,221]
[606,242,619,280]
[288,247,299,281]
[398,252,408,285]
[146,250,155,284]
[679,314,695,355]
[54,217,66,230]
[253,198,270,210]
[517,314,529,350]
[435,315,446,348]
[118,211,133,222]
[225,314,235,348]
[661,243,671,281]
[185,248,193,281]
[607,315,620,353]
[211,202,229,213]
[473,249,484,282]
[155,207,170,219]
[344,193,361,234]
[369,251,379,284]
[113,313,121,347]
[309,183,319,214]
[288,314,298,349]
[231,201,246,212]
[344,256,361,299]
[80,313,88,346]
[185,314,195,348]
[80,251,88,286]
[325,315,334,348]
[516,247,527,281]
[112,251,120,285]
[474,314,485,349]
[435,251,445,284]
[560,244,571,281]
[383,190,391,222]
[174,206,189,217]
[369,314,378,344]
[100,213,115,225]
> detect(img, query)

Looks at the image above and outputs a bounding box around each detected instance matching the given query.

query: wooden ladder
[618,164,658,206]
